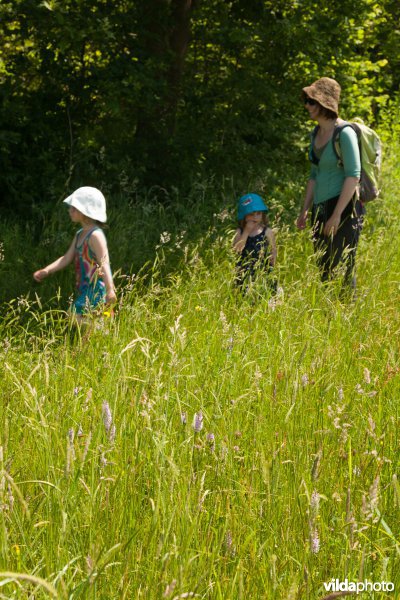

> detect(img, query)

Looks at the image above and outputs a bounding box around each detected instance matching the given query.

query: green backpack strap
[333,120,382,202]
[332,122,361,165]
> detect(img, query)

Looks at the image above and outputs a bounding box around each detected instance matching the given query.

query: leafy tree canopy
[0,0,399,215]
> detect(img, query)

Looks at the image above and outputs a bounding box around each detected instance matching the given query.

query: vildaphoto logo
[324,579,395,594]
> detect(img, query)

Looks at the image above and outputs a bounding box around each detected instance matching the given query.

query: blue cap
[237,193,268,221]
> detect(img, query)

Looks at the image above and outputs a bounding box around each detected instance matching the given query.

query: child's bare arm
[265,228,277,266]
[33,238,76,282]
[232,224,252,253]
[89,230,116,304]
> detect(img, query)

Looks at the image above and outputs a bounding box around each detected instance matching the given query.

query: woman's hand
[323,213,341,237]
[296,210,308,230]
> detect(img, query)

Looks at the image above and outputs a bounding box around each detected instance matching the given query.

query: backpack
[333,119,382,203]
[310,119,382,203]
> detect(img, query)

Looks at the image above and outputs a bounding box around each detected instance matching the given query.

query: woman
[296,77,364,293]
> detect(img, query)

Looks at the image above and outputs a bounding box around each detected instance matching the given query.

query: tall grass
[0,154,399,598]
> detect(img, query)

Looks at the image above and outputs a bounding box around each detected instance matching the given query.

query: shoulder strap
[86,227,104,250]
[75,228,83,247]
[86,226,100,238]
[76,226,99,248]
[332,121,360,163]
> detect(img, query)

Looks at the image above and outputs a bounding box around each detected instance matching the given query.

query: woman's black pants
[311,196,365,289]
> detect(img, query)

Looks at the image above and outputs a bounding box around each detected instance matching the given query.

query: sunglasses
[304,97,318,106]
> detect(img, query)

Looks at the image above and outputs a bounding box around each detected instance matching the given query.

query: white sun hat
[63,186,107,223]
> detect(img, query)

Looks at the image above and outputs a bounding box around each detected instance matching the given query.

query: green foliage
[0,0,399,214]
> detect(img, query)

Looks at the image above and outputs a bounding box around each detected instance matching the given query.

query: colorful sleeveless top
[72,227,106,314]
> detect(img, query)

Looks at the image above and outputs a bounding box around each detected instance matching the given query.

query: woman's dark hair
[317,104,337,120]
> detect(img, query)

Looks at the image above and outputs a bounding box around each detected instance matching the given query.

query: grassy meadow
[0,150,399,599]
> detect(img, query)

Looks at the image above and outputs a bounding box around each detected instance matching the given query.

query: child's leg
[70,294,94,330]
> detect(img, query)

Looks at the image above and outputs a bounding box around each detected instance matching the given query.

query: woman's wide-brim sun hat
[63,186,107,223]
[237,193,268,221]
[302,77,341,117]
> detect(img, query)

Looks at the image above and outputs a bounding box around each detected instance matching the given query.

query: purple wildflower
[310,490,320,515]
[310,526,320,554]
[206,433,215,451]
[309,489,321,554]
[193,411,203,433]
[109,424,116,443]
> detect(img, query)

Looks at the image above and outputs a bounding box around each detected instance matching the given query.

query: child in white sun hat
[33,187,116,320]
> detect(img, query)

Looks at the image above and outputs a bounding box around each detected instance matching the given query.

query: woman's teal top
[309,126,361,205]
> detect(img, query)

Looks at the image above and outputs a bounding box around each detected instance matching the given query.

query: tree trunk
[134,0,198,184]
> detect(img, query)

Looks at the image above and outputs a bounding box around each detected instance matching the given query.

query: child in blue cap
[233,193,277,292]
